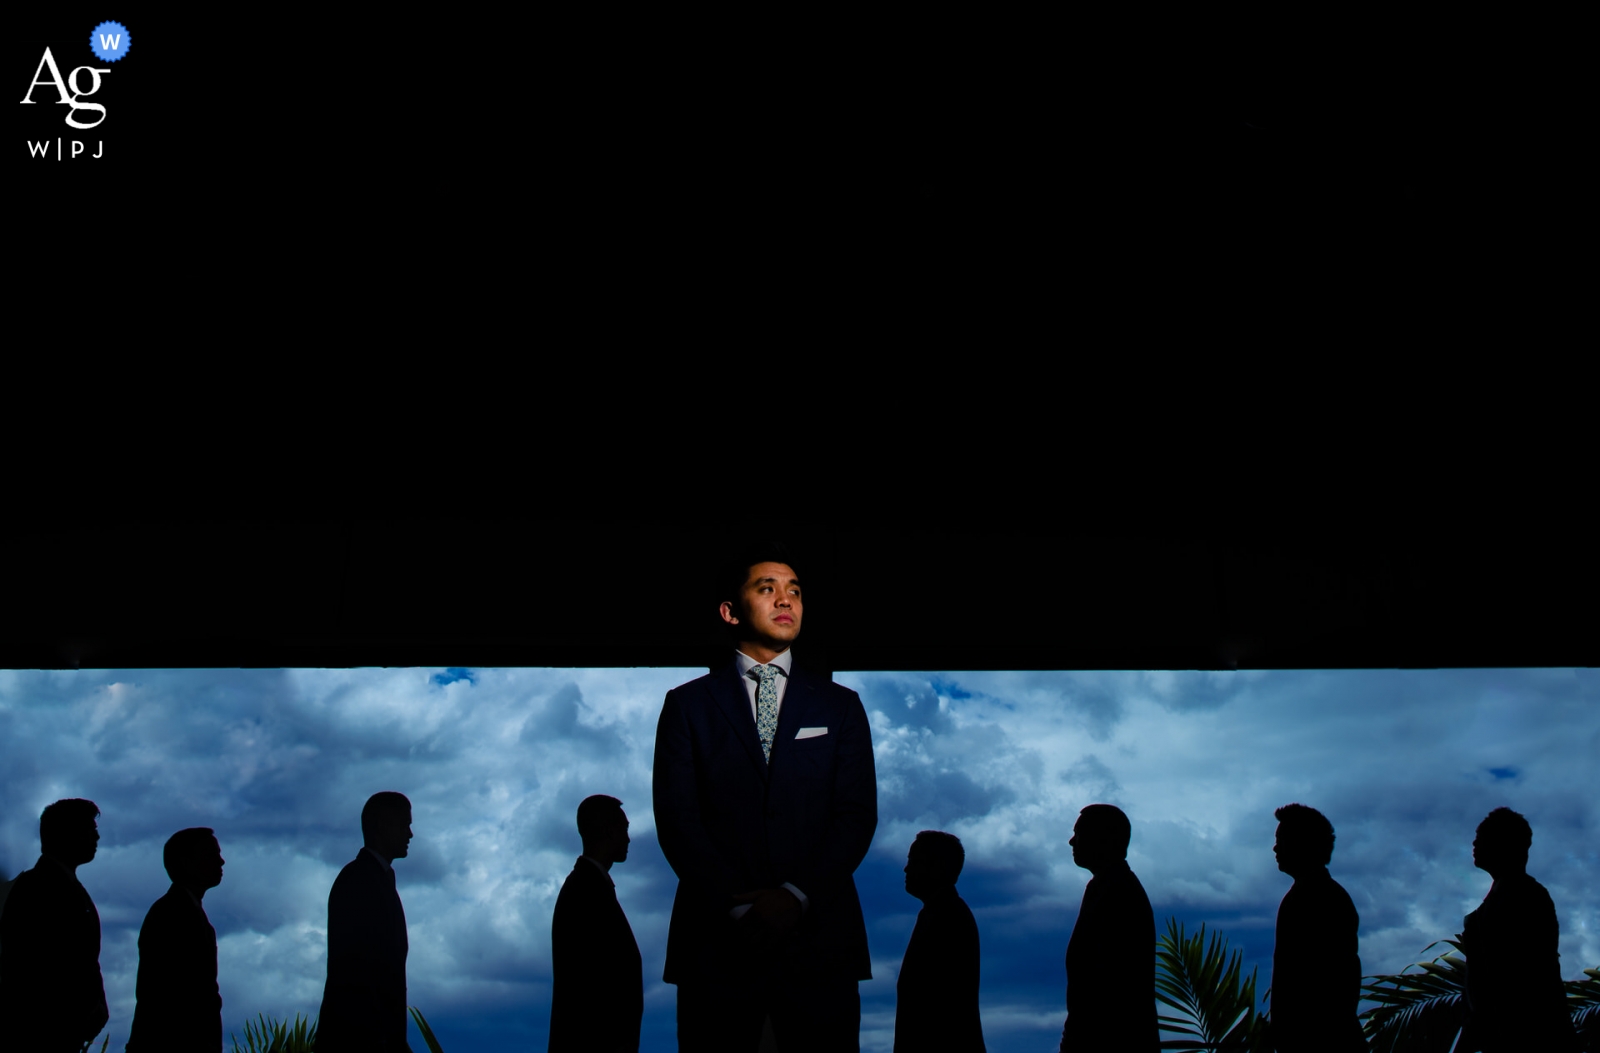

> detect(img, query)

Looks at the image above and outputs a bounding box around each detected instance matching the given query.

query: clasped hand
[732,887,801,945]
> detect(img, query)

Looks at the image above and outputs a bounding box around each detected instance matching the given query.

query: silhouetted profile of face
[720,562,802,652]
[197,836,226,891]
[903,843,933,900]
[1069,806,1130,873]
[60,817,100,867]
[1472,809,1531,877]
[1273,824,1317,877]
[595,810,631,864]
[374,807,413,860]
[904,832,963,901]
[176,835,226,892]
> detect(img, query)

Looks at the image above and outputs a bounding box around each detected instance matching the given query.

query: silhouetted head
[1473,806,1532,877]
[577,794,630,865]
[904,830,964,901]
[361,792,413,862]
[1273,803,1335,877]
[719,544,803,658]
[164,828,224,894]
[40,798,100,867]
[1070,804,1131,873]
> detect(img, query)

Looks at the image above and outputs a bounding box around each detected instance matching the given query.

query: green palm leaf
[409,1006,446,1053]
[1570,967,1600,1048]
[1155,917,1270,1052]
[1359,939,1466,1053]
[229,1011,317,1053]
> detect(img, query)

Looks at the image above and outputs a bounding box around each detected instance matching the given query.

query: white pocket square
[795,727,828,740]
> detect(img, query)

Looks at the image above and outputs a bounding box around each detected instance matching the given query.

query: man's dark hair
[721,542,802,613]
[1078,803,1132,857]
[913,830,965,886]
[1477,806,1533,856]
[39,798,99,854]
[576,795,624,842]
[163,827,218,881]
[1274,803,1336,866]
[360,791,412,841]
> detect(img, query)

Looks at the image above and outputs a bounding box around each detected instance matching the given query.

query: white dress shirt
[734,646,793,721]
[729,648,808,919]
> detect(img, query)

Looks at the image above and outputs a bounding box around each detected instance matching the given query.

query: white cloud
[2,666,1594,1052]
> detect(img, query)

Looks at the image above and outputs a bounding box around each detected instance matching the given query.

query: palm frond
[409,1006,446,1053]
[1155,917,1270,1052]
[229,1012,317,1053]
[1359,939,1466,1053]
[1572,967,1600,1049]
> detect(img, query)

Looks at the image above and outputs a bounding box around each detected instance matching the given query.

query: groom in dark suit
[314,791,414,1053]
[653,546,878,1051]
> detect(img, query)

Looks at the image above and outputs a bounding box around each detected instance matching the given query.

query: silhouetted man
[549,795,643,1053]
[1460,807,1579,1053]
[1269,804,1365,1052]
[894,831,985,1053]
[0,798,110,1052]
[653,547,878,1051]
[1059,803,1157,1053]
[314,791,414,1053]
[127,827,226,1052]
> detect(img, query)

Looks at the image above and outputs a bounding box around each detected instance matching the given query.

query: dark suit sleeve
[653,686,746,898]
[783,687,878,899]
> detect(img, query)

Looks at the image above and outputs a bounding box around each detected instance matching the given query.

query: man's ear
[719,600,740,625]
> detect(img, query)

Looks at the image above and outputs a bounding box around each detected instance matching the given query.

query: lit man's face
[722,562,802,649]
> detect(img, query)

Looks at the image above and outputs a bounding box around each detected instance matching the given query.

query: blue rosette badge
[90,21,131,63]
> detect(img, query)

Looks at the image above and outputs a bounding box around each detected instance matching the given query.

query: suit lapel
[708,661,768,779]
[771,665,821,764]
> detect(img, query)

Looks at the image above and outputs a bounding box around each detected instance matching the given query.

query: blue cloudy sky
[1,666,1595,1052]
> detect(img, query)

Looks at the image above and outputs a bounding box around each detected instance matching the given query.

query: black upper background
[9,11,1584,663]
[3,516,1593,673]
[16,9,1579,300]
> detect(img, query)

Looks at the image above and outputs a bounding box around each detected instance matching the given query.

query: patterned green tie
[756,664,781,764]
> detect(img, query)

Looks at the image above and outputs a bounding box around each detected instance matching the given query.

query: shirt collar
[735,647,793,679]
[361,845,394,872]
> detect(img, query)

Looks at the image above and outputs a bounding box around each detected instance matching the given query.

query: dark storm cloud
[3,666,1594,1053]
[0,667,691,1052]
[841,667,1599,1050]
